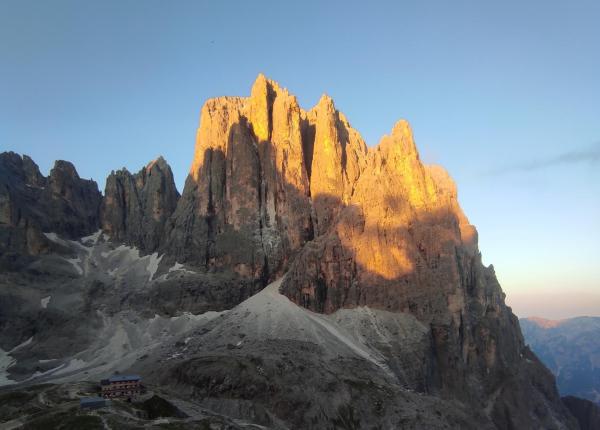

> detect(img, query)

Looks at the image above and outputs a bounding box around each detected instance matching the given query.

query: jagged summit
[101,156,179,253]
[0,151,102,254]
[191,74,413,178]
[145,155,169,171]
[315,92,335,109]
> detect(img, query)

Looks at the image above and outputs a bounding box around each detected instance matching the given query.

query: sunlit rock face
[160,75,576,428]
[165,75,370,283]
[166,75,318,283]
[302,94,368,235]
[101,157,179,252]
[280,115,528,410]
[283,120,480,314]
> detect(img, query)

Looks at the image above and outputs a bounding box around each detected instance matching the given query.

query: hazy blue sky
[1,0,599,318]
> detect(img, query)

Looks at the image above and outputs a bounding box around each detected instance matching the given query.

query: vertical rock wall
[101,157,179,252]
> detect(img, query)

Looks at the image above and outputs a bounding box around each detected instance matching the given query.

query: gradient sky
[1,0,599,319]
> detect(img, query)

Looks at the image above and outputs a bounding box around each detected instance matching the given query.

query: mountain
[520,316,600,404]
[101,156,180,253]
[0,153,101,261]
[0,75,587,429]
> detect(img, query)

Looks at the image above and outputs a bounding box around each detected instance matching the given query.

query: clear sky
[1,0,599,319]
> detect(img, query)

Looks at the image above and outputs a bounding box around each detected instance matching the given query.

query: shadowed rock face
[0,152,102,261]
[101,157,179,252]
[562,396,600,430]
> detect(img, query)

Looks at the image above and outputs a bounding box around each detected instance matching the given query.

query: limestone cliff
[0,152,102,261]
[160,75,576,428]
[165,75,318,283]
[164,75,368,285]
[101,157,179,252]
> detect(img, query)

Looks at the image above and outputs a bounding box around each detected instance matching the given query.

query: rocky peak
[101,156,179,252]
[48,160,83,198]
[45,160,102,238]
[247,73,273,142]
[388,119,418,156]
[0,152,102,260]
[50,159,79,178]
[426,164,479,252]
[21,155,46,187]
[316,93,335,111]
[146,155,169,172]
[0,152,46,188]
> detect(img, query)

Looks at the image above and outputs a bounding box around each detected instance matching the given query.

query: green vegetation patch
[140,394,186,419]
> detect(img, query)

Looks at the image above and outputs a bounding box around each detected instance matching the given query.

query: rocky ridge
[101,156,179,252]
[0,75,585,429]
[0,152,102,263]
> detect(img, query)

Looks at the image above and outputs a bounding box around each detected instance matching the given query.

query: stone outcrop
[164,75,368,286]
[302,94,367,235]
[45,160,102,237]
[0,152,102,260]
[562,396,600,430]
[101,157,179,252]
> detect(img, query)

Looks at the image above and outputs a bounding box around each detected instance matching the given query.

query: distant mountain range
[520,316,600,404]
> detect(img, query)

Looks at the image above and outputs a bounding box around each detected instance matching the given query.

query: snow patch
[54,358,88,375]
[44,232,93,257]
[9,337,33,353]
[173,311,223,322]
[25,363,66,381]
[0,348,16,386]
[169,262,185,272]
[168,262,195,274]
[43,232,69,248]
[41,296,51,309]
[81,230,102,245]
[101,244,135,259]
[0,337,34,386]
[147,253,162,281]
[66,257,83,275]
